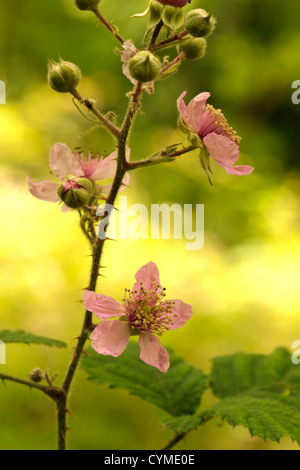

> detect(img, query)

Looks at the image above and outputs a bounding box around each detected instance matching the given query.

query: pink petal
[221,164,254,176]
[133,262,161,293]
[204,133,254,175]
[91,320,131,357]
[177,91,189,126]
[177,91,210,134]
[186,92,211,134]
[49,143,83,180]
[203,133,239,167]
[162,299,193,330]
[139,332,170,373]
[27,177,60,202]
[83,290,125,320]
[91,152,117,181]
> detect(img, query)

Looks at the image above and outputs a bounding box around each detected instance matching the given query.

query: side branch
[72,89,121,138]
[127,145,196,171]
[92,7,125,45]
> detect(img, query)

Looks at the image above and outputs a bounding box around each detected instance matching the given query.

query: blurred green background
[0,0,300,450]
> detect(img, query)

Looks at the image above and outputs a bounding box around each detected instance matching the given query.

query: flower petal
[221,164,254,176]
[91,152,117,181]
[204,133,254,175]
[203,133,239,167]
[186,92,211,134]
[139,332,170,373]
[27,177,60,202]
[91,320,131,357]
[162,299,193,330]
[133,262,161,293]
[49,143,83,179]
[83,290,125,320]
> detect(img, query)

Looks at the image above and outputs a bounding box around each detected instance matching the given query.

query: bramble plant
[1,0,300,451]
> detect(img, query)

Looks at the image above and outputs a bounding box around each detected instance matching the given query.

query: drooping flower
[83,262,193,373]
[157,0,191,6]
[177,91,254,176]
[27,143,130,209]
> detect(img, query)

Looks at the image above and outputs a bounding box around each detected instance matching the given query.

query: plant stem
[127,145,196,171]
[92,7,125,45]
[153,30,189,52]
[162,432,186,450]
[72,89,121,138]
[56,81,144,450]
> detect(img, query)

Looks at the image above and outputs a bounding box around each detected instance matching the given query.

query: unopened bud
[47,59,81,93]
[128,51,161,83]
[57,178,95,209]
[162,5,184,30]
[73,0,101,11]
[29,368,44,383]
[184,9,216,37]
[177,37,207,60]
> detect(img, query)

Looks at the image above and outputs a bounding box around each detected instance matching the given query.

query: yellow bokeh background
[0,0,300,449]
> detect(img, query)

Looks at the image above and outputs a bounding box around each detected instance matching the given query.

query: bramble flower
[177,91,254,176]
[83,262,193,373]
[27,143,130,209]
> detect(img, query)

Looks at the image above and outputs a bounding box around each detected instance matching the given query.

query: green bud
[47,59,81,93]
[162,6,184,30]
[128,51,162,83]
[57,178,95,209]
[184,9,216,38]
[177,37,207,60]
[148,1,164,29]
[73,0,100,11]
[29,368,44,383]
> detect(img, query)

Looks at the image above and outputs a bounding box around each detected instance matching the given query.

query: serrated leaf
[164,348,300,445]
[0,330,67,348]
[81,342,208,416]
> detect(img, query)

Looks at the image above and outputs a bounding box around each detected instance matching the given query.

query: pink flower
[83,262,193,373]
[27,143,130,208]
[157,0,191,6]
[177,91,254,176]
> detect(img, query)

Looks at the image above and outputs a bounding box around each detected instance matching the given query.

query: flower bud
[57,178,95,209]
[162,5,184,30]
[177,37,207,60]
[128,51,161,83]
[47,59,81,93]
[184,9,216,37]
[73,0,100,11]
[29,368,44,383]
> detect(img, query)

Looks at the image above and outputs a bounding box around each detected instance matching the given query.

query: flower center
[123,283,174,336]
[198,105,241,144]
[75,150,101,179]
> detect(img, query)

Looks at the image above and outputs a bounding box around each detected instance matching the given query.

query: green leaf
[164,348,300,445]
[81,342,208,416]
[0,330,67,348]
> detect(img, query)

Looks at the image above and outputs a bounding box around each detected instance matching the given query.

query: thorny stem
[92,7,125,45]
[71,89,121,138]
[56,81,144,451]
